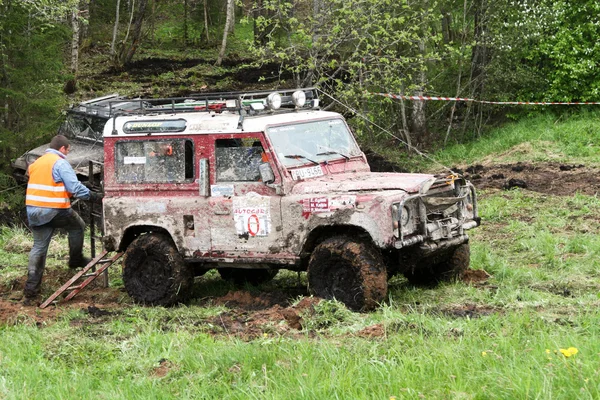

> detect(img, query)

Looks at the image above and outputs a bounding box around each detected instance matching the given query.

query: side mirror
[259,162,275,184]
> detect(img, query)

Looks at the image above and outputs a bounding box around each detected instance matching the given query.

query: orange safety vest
[25,153,71,209]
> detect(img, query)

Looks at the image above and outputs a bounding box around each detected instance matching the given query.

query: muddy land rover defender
[102,88,480,311]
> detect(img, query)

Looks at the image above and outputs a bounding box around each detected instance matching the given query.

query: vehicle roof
[103,109,344,137]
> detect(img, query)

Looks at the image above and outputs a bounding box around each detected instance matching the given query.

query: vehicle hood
[24,139,104,176]
[290,172,437,194]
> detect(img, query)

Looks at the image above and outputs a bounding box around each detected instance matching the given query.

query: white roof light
[266,92,282,110]
[292,90,306,107]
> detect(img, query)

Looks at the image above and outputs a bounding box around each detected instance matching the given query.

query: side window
[215,138,264,182]
[116,139,194,183]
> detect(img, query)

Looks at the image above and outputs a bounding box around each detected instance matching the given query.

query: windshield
[266,119,361,167]
[57,114,106,142]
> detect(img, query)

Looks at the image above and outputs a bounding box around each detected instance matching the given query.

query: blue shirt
[27,148,91,227]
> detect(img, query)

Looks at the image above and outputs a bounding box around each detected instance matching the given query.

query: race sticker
[211,184,234,197]
[123,156,146,165]
[232,193,271,237]
[299,195,356,219]
[290,165,324,180]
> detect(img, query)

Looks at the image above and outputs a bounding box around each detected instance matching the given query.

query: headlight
[26,153,40,165]
[401,206,410,226]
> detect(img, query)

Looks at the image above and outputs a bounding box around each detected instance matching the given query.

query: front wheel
[307,236,387,311]
[123,233,193,306]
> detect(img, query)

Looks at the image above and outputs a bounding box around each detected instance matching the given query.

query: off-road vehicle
[101,88,480,311]
[11,93,143,184]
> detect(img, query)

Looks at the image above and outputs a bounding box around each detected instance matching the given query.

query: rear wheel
[307,236,387,311]
[218,268,278,286]
[123,233,193,306]
[404,243,470,285]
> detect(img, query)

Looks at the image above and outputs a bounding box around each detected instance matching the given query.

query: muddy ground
[0,160,594,336]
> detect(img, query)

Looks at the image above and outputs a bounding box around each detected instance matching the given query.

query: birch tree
[216,0,235,66]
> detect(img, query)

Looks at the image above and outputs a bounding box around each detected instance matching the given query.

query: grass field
[2,112,600,399]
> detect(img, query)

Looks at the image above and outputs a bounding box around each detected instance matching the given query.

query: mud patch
[441,303,498,319]
[151,358,177,378]
[356,323,385,338]
[212,289,295,311]
[208,295,321,339]
[457,162,600,196]
[461,269,491,284]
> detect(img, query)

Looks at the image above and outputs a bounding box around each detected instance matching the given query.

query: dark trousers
[24,209,86,298]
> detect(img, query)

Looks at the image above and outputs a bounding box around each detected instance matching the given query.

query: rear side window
[116,139,194,183]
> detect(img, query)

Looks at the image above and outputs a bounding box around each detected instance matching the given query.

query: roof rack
[109,88,319,117]
[71,94,149,118]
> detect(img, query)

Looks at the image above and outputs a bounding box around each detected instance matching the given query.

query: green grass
[4,114,600,398]
[363,110,600,172]
[433,111,600,168]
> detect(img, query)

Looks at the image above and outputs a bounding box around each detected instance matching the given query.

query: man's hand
[88,191,104,203]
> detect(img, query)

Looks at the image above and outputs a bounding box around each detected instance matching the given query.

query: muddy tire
[123,233,193,306]
[307,236,388,311]
[404,243,470,285]
[218,268,278,286]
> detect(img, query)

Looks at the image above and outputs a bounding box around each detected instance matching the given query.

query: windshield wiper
[316,150,350,160]
[284,154,319,165]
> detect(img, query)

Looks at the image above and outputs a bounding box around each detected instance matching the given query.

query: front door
[208,136,283,258]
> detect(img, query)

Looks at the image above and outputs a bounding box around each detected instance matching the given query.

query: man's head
[49,135,70,155]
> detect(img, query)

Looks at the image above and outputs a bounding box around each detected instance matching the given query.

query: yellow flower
[559,347,578,357]
[481,351,488,357]
[545,349,551,354]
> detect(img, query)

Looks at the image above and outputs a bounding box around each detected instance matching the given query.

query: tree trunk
[65,7,81,94]
[111,0,121,55]
[411,38,428,143]
[113,0,148,68]
[204,0,210,43]
[183,0,188,45]
[70,9,80,75]
[216,0,234,66]
[123,0,148,65]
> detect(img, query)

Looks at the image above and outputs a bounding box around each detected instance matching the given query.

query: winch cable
[316,87,457,176]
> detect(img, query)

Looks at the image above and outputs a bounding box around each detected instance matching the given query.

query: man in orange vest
[23,135,103,306]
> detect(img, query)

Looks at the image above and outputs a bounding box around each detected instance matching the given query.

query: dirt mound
[213,290,290,310]
[462,269,491,284]
[208,295,322,339]
[459,162,600,196]
[356,323,385,338]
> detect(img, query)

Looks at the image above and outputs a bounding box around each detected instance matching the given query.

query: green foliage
[0,0,73,168]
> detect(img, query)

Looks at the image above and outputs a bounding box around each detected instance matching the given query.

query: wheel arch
[118,225,174,252]
[300,224,377,269]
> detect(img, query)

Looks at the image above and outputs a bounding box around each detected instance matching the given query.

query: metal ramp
[39,251,123,309]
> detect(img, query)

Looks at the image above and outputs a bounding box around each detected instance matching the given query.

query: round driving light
[401,206,410,226]
[291,90,306,107]
[26,153,40,165]
[266,92,282,110]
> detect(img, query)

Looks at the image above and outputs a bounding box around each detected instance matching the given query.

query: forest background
[1,0,599,172]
